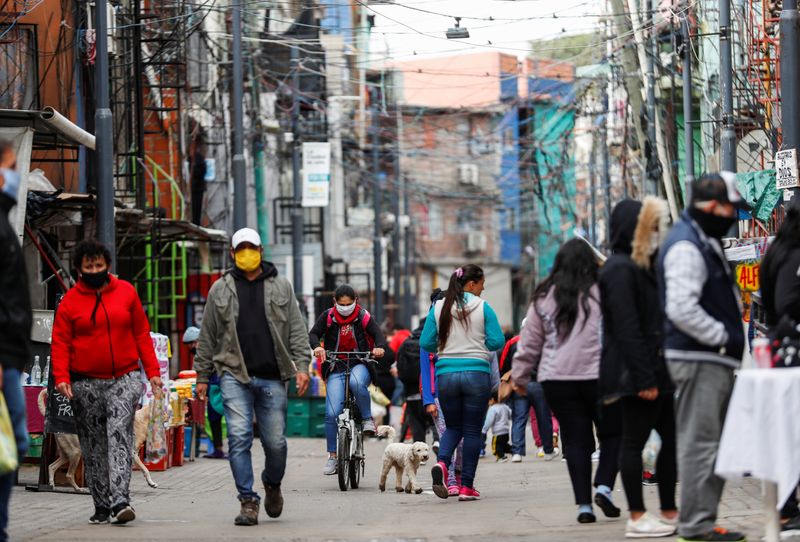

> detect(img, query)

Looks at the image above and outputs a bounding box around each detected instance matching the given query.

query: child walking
[483,393,512,462]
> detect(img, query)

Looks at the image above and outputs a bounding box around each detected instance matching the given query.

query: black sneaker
[577,512,597,524]
[783,515,800,533]
[678,527,747,541]
[111,504,136,525]
[89,507,110,524]
[264,484,283,518]
[594,492,621,518]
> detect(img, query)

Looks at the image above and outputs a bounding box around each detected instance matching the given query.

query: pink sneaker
[458,487,481,501]
[447,485,460,497]
[431,462,449,499]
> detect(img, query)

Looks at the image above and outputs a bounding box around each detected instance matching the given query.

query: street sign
[775,149,799,189]
[301,142,331,207]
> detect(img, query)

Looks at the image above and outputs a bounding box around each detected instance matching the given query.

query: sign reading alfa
[775,149,799,190]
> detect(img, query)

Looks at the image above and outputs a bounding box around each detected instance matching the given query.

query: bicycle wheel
[337,427,350,491]
[349,458,361,488]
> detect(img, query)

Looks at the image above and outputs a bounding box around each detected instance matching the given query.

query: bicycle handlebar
[324,351,378,364]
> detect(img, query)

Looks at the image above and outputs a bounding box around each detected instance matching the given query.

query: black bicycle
[326,351,374,491]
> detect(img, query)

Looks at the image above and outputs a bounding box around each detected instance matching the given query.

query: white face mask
[336,302,356,317]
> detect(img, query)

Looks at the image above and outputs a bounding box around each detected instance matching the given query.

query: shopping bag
[0,394,18,474]
[145,398,168,463]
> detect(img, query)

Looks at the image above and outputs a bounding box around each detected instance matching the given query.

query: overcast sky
[365,0,602,63]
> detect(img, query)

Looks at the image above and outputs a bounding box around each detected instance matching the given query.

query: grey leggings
[72,372,143,511]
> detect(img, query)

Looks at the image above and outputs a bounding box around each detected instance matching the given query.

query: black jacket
[397,322,424,390]
[599,199,673,402]
[762,243,800,331]
[0,194,32,370]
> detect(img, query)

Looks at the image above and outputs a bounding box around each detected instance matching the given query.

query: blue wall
[320,0,353,44]
[498,72,521,265]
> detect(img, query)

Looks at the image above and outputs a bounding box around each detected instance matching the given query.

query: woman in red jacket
[51,239,162,525]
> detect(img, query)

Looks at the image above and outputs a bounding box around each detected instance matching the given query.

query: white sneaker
[511,454,522,463]
[591,449,600,462]
[536,447,545,458]
[625,513,677,538]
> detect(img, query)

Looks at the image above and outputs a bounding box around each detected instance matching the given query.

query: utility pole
[291,45,304,303]
[402,180,412,329]
[720,0,736,173]
[232,1,246,231]
[95,0,115,265]
[682,18,696,192]
[781,0,800,198]
[601,90,612,247]
[645,0,660,197]
[370,87,384,326]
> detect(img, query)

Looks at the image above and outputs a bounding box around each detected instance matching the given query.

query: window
[428,202,443,240]
[0,25,38,109]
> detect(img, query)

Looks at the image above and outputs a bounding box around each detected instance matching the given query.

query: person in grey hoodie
[511,238,622,525]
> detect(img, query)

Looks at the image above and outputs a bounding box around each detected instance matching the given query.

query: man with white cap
[194,227,310,526]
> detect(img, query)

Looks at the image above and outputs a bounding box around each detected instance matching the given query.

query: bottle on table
[42,355,51,386]
[30,355,42,386]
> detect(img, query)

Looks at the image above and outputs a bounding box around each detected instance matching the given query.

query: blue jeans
[436,371,491,489]
[510,382,554,456]
[325,363,372,453]
[0,369,28,541]
[219,374,287,501]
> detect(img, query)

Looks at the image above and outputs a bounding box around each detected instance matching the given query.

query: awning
[0,107,95,150]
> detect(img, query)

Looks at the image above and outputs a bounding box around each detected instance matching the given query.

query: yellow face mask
[234,248,261,272]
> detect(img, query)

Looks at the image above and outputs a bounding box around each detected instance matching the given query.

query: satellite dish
[737,129,773,173]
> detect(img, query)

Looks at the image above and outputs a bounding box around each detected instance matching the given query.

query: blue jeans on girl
[325,363,372,453]
[436,371,491,490]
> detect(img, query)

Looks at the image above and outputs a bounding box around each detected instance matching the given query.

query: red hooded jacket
[51,275,160,386]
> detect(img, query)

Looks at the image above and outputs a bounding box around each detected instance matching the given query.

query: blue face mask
[0,168,21,202]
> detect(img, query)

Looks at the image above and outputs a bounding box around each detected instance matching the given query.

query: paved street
[9,437,767,542]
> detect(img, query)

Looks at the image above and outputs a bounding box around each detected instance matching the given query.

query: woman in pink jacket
[511,239,622,524]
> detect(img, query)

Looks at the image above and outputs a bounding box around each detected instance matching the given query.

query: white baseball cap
[231,228,262,250]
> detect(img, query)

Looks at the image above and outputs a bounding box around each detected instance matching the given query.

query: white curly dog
[376,425,430,494]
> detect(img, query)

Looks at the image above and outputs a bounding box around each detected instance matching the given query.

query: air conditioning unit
[87,2,119,56]
[458,163,479,186]
[466,231,487,253]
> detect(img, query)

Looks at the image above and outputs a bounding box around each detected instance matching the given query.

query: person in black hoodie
[397,319,428,443]
[599,198,678,538]
[760,199,800,531]
[0,140,31,541]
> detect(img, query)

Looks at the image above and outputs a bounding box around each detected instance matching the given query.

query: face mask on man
[689,206,736,239]
[234,248,261,272]
[336,302,357,317]
[0,168,21,201]
[81,269,109,289]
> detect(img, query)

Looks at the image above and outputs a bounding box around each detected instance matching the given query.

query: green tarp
[735,169,780,222]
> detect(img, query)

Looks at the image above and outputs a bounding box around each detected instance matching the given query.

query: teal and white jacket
[420,293,506,376]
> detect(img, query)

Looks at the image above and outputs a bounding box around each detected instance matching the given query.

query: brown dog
[38,389,159,489]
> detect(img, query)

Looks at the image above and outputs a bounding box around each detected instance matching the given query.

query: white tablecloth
[715,367,800,508]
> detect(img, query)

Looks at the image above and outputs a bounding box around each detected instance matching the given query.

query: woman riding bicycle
[309,284,386,476]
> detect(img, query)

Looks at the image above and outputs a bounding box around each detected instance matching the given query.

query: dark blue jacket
[656,212,744,368]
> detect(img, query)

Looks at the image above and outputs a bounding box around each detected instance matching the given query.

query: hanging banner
[301,142,331,207]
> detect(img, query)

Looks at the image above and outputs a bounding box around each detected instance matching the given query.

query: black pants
[402,399,428,443]
[620,395,677,512]
[542,379,622,506]
[191,183,205,225]
[209,417,223,450]
[492,434,510,459]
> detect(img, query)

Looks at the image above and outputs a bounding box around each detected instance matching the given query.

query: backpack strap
[360,308,371,329]
[326,308,335,328]
[499,335,520,372]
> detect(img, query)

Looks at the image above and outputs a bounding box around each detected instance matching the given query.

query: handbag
[497,372,514,403]
[0,394,18,474]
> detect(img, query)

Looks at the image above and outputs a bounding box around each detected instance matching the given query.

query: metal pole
[371,87,384,326]
[781,0,800,198]
[392,108,402,326]
[646,0,659,197]
[601,90,612,247]
[232,2,247,231]
[720,0,736,173]
[682,18,696,192]
[589,132,597,246]
[291,45,304,302]
[402,179,412,329]
[95,0,115,265]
